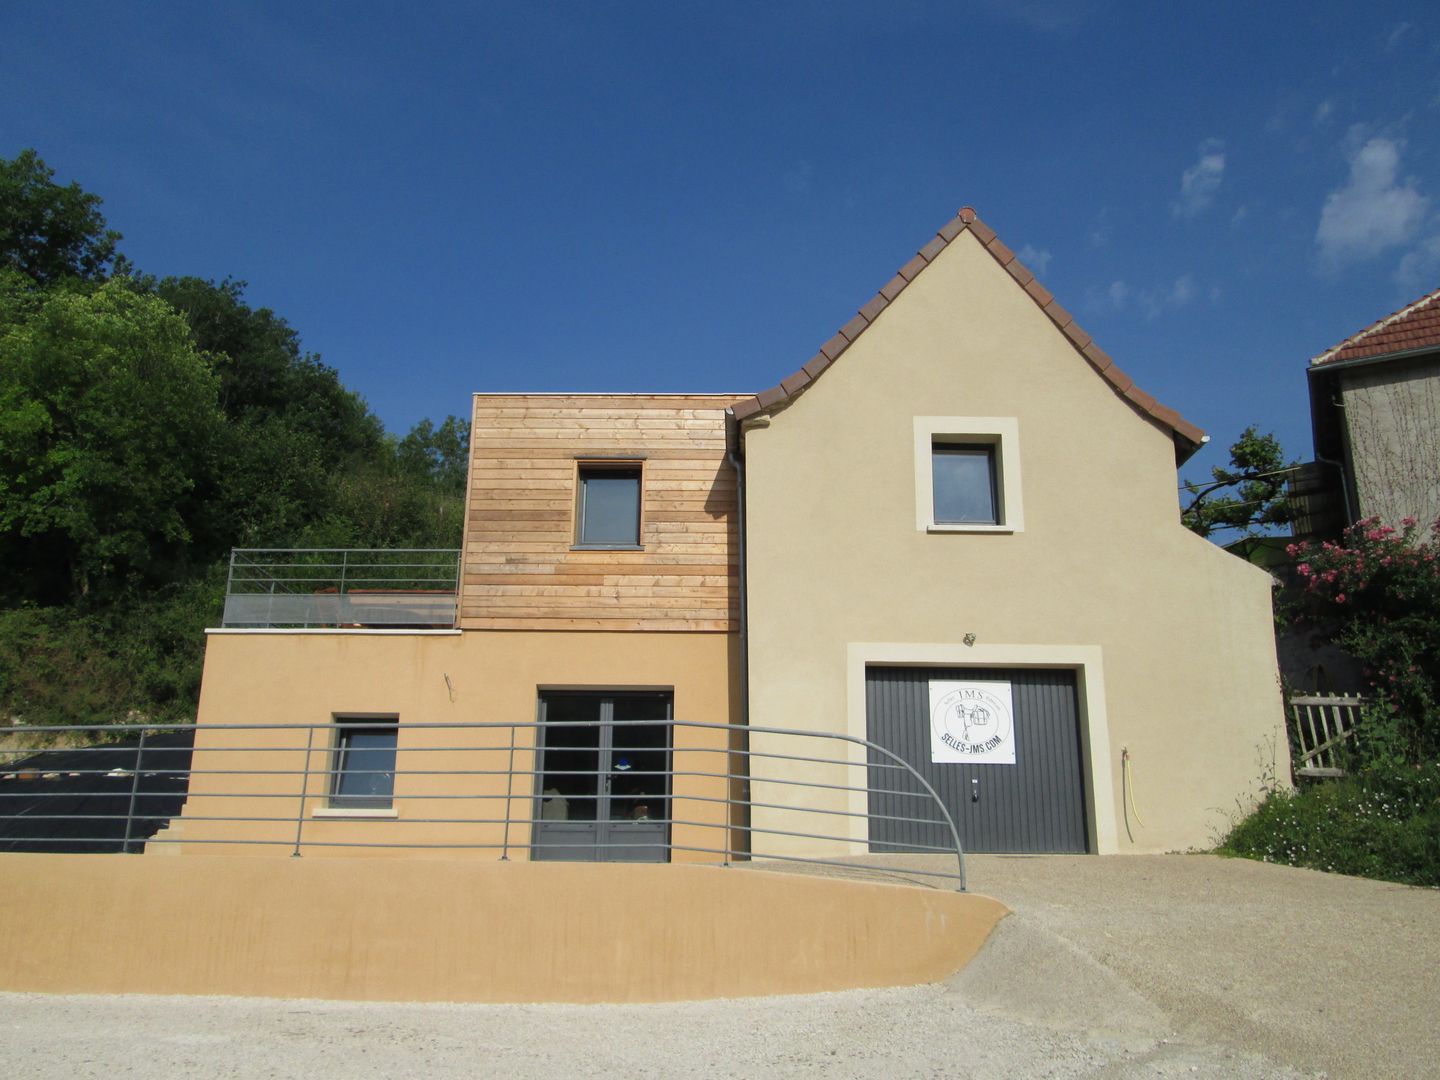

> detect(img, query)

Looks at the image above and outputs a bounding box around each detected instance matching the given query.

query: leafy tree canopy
[1182,427,1296,539]
[0,149,121,285]
[0,275,223,600]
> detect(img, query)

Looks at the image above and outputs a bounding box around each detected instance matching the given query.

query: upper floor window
[331,719,398,810]
[913,417,1023,533]
[932,444,999,525]
[575,462,643,549]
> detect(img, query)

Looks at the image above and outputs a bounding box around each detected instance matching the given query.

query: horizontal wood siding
[461,395,743,631]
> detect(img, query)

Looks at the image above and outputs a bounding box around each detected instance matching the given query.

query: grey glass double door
[532,691,672,862]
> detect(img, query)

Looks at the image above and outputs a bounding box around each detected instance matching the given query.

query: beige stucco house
[734,208,1286,856]
[159,207,1285,862]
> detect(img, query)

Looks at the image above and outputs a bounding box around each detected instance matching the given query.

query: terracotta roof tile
[985,237,1015,265]
[755,385,788,409]
[1044,300,1076,331]
[819,332,850,361]
[838,314,869,343]
[879,274,908,301]
[937,216,966,242]
[1060,320,1092,352]
[729,208,1206,459]
[858,295,889,322]
[1023,278,1054,308]
[1005,258,1035,287]
[1081,341,1113,372]
[918,236,947,262]
[1312,287,1440,366]
[897,255,928,282]
[780,370,812,395]
[802,353,832,379]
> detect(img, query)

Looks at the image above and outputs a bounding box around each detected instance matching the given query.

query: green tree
[396,415,470,492]
[0,274,224,600]
[1182,427,1296,539]
[0,149,121,285]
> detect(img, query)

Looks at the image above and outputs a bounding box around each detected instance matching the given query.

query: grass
[1219,763,1440,887]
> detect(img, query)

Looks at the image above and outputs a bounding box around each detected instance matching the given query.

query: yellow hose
[1123,747,1145,828]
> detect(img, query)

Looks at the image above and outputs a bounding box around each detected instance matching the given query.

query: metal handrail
[222,548,462,629]
[1,719,966,890]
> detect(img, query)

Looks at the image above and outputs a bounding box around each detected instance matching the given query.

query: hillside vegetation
[0,149,468,728]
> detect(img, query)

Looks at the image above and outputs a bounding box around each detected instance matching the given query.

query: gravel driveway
[1,854,1434,1079]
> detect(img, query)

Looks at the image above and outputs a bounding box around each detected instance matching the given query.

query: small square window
[331,721,397,809]
[913,417,1023,533]
[575,463,642,548]
[932,444,998,525]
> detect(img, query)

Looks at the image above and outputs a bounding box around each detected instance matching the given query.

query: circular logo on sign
[931,685,1013,758]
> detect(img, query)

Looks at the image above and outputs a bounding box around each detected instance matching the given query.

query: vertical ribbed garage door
[866,666,1088,854]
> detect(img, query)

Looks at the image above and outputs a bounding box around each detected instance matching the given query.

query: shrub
[1220,764,1440,887]
[1288,517,1440,765]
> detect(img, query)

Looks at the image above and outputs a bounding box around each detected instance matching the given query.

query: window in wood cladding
[574,461,643,549]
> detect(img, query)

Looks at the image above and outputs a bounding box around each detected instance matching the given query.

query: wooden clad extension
[461,394,744,631]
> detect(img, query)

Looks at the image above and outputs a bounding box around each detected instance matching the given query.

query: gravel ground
[1,853,1434,1079]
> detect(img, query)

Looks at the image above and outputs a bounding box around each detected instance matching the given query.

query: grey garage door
[866,666,1088,854]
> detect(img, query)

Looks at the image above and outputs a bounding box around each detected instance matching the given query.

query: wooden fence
[1287,694,1364,779]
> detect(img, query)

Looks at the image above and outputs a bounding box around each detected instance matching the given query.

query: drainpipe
[726,438,748,728]
[727,413,750,859]
[1313,453,1356,526]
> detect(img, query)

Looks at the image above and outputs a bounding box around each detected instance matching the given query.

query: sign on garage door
[866,666,1088,854]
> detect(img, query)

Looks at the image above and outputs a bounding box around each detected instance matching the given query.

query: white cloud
[1385,22,1413,51]
[1395,234,1440,293]
[1313,100,1334,125]
[1315,137,1429,271]
[1017,244,1052,276]
[1091,276,1197,320]
[1174,139,1226,218]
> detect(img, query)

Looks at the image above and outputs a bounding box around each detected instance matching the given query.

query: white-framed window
[330,717,398,809]
[913,417,1023,533]
[573,460,644,549]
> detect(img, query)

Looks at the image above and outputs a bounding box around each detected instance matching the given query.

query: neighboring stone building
[1307,287,1440,531]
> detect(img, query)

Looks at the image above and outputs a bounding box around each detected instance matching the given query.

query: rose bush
[1287,517,1440,764]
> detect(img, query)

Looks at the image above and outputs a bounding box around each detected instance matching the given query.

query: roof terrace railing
[222,548,461,629]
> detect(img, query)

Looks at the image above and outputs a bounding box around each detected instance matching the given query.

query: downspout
[1313,452,1356,525]
[1305,367,1357,525]
[726,411,750,859]
[725,412,749,728]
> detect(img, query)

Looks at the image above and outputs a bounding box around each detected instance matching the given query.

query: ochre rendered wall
[743,230,1287,855]
[0,855,1006,1003]
[156,629,739,862]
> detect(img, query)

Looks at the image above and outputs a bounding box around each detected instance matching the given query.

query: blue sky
[3,2,1438,490]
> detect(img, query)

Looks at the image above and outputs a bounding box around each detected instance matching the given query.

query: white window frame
[913,416,1023,533]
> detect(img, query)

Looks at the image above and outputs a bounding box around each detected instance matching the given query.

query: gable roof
[1311,286,1440,367]
[730,207,1207,461]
